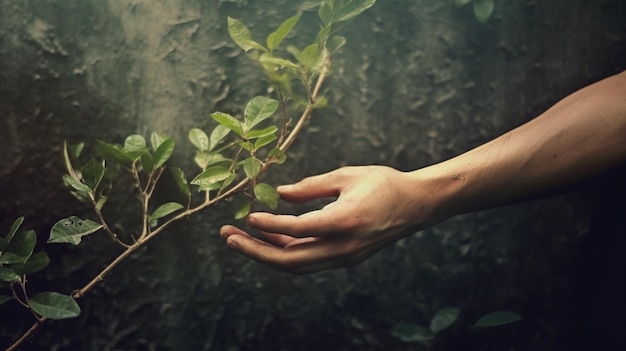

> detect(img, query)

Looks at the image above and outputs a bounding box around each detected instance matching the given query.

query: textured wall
[1,0,625,350]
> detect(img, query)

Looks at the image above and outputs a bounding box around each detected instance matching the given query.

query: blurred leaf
[454,0,472,6]
[63,174,92,195]
[48,217,103,246]
[151,202,184,223]
[96,141,133,164]
[316,24,332,45]
[150,132,168,151]
[67,142,84,159]
[170,167,191,198]
[475,311,522,328]
[243,157,262,179]
[254,183,279,209]
[63,141,82,182]
[234,201,251,220]
[430,307,460,334]
[391,323,433,343]
[1,230,36,265]
[191,166,233,187]
[209,124,231,151]
[123,134,149,160]
[326,35,346,54]
[267,13,301,51]
[189,128,210,151]
[269,148,287,164]
[2,217,24,250]
[29,292,81,320]
[473,0,494,23]
[247,126,278,139]
[319,0,334,25]
[11,252,50,276]
[141,153,155,173]
[299,43,320,69]
[244,97,279,131]
[255,133,278,149]
[81,159,105,191]
[153,137,175,168]
[334,0,376,22]
[0,267,20,283]
[211,112,244,137]
[0,295,12,306]
[227,17,267,52]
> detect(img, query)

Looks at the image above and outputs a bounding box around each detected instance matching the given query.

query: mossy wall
[1,0,625,350]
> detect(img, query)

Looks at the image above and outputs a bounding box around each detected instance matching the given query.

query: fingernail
[277,184,292,192]
[226,236,239,249]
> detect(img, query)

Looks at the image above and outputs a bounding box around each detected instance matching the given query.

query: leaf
[244,96,279,131]
[475,311,522,328]
[259,53,300,71]
[11,252,50,276]
[150,132,168,151]
[319,0,334,25]
[211,112,244,137]
[194,151,231,170]
[326,35,346,53]
[63,174,92,194]
[0,267,20,283]
[191,166,233,187]
[63,141,81,182]
[96,141,133,164]
[234,201,251,220]
[227,17,267,52]
[454,0,472,6]
[153,137,175,168]
[473,0,494,23]
[189,128,210,151]
[123,134,149,160]
[1,230,36,265]
[2,216,24,250]
[430,307,460,334]
[269,148,287,164]
[170,167,191,198]
[254,133,278,149]
[209,124,231,151]
[299,43,320,69]
[48,217,103,246]
[254,183,279,209]
[391,323,432,343]
[334,0,376,23]
[29,292,81,320]
[141,152,155,173]
[0,295,12,306]
[151,202,184,222]
[243,157,262,179]
[267,13,302,51]
[247,125,278,139]
[81,159,106,191]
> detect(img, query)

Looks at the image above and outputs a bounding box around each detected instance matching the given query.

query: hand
[220,166,447,274]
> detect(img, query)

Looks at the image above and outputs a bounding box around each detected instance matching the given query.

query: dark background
[1,0,625,350]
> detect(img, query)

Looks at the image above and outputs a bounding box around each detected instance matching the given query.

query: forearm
[414,71,626,218]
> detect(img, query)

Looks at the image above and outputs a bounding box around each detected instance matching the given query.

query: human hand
[220,165,448,274]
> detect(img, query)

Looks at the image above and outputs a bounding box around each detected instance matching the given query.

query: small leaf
[63,174,92,194]
[0,267,20,283]
[227,17,267,52]
[247,126,278,139]
[141,152,155,173]
[234,201,251,220]
[473,0,494,23]
[29,292,81,320]
[211,112,244,137]
[123,134,149,160]
[269,148,287,164]
[150,132,168,151]
[11,252,50,276]
[475,311,522,328]
[96,141,133,164]
[319,0,334,25]
[209,124,231,151]
[189,128,210,151]
[191,166,233,187]
[254,183,279,209]
[194,151,231,170]
[326,35,346,54]
[254,133,278,149]
[0,295,12,306]
[244,96,279,131]
[299,43,320,69]
[267,13,302,51]
[81,159,105,191]
[63,141,81,181]
[1,230,36,265]
[153,138,175,168]
[151,202,184,222]
[391,323,433,343]
[243,157,262,179]
[3,216,25,250]
[334,0,376,23]
[430,307,460,334]
[170,167,191,198]
[48,217,103,246]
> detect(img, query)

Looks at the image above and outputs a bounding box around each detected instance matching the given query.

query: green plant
[392,307,521,348]
[0,1,377,350]
[454,0,495,23]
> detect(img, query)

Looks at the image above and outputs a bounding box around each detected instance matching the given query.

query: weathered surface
[1,0,625,350]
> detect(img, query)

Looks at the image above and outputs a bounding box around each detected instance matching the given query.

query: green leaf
[267,13,302,51]
[2,217,24,250]
[81,159,105,191]
[170,167,191,198]
[243,157,262,179]
[96,141,133,164]
[269,148,287,164]
[211,112,244,137]
[63,174,92,194]
[299,43,320,69]
[259,53,300,71]
[247,126,278,140]
[0,295,12,306]
[123,134,149,160]
[0,267,20,283]
[254,133,278,149]
[319,0,334,25]
[254,183,279,209]
[48,217,103,246]
[191,166,233,187]
[141,152,155,173]
[326,35,346,54]
[153,137,175,168]
[234,201,251,220]
[151,202,184,222]
[334,0,376,23]
[475,310,522,328]
[454,0,472,6]
[244,96,279,131]
[391,323,433,343]
[473,0,494,23]
[29,292,81,320]
[63,141,82,181]
[209,124,231,151]
[11,252,50,276]
[227,17,267,52]
[189,128,210,151]
[150,132,168,151]
[430,307,460,334]
[1,230,36,265]
[194,151,231,170]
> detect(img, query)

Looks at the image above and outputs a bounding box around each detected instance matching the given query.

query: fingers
[277,168,352,203]
[247,206,353,238]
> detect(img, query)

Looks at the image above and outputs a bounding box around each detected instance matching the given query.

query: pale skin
[220,70,626,274]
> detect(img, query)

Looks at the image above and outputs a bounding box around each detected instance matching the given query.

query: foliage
[454,0,495,23]
[0,1,377,350]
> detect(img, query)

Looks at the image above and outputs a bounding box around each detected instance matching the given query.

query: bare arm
[220,71,626,274]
